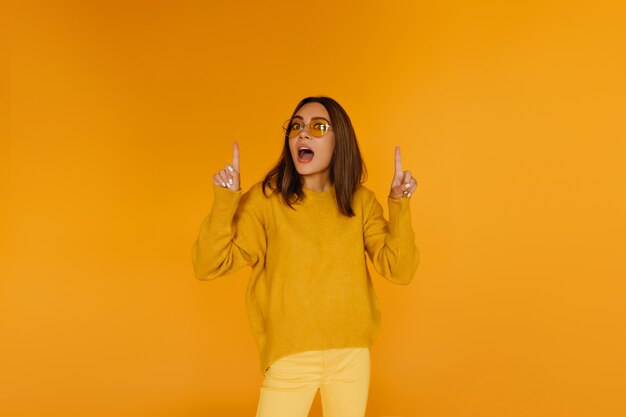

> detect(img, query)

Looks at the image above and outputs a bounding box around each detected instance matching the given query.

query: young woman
[192,96,419,417]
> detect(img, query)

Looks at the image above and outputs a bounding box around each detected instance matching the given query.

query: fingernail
[226,183,231,188]
[407,193,411,197]
[228,178,233,185]
[221,182,226,187]
[405,183,411,189]
[227,166,234,173]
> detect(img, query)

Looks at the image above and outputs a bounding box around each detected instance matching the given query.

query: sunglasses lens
[289,120,303,137]
[309,118,330,137]
[283,119,301,138]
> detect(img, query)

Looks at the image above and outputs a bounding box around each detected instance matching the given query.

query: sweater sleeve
[363,194,420,285]
[192,184,267,280]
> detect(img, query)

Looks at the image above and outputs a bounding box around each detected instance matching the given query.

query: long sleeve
[363,194,419,285]
[192,184,267,280]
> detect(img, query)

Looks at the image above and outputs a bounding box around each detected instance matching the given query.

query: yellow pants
[255,347,370,417]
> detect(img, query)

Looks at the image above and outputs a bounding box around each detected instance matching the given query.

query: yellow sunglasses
[282,117,332,138]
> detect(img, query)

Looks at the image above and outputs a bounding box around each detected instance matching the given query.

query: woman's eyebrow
[293,115,330,122]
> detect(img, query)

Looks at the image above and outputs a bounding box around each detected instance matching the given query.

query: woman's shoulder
[241,181,267,202]
[242,181,264,195]
[240,181,279,207]
[234,182,274,223]
[354,183,377,202]
[352,184,381,214]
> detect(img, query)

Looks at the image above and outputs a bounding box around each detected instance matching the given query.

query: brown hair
[262,96,367,217]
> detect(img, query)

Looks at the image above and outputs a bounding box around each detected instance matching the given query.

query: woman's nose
[297,126,311,139]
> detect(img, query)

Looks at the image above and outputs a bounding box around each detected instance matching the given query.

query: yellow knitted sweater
[192,182,419,372]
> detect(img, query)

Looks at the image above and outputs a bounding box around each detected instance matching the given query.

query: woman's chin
[295,164,318,176]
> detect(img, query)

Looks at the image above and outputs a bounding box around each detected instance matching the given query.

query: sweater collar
[302,185,335,201]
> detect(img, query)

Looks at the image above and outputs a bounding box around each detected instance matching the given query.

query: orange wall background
[2,1,625,416]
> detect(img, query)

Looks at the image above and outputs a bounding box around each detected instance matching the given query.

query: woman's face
[288,102,336,183]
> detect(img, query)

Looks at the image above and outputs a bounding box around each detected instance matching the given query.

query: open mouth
[297,147,315,162]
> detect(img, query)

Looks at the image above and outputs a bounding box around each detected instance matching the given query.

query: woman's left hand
[389,146,418,199]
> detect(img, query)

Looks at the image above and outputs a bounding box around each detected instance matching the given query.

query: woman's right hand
[212,141,241,192]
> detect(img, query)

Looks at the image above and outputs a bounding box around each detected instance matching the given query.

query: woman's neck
[302,172,332,192]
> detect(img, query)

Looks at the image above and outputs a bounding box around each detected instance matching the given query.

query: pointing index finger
[395,145,402,175]
[232,141,240,172]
